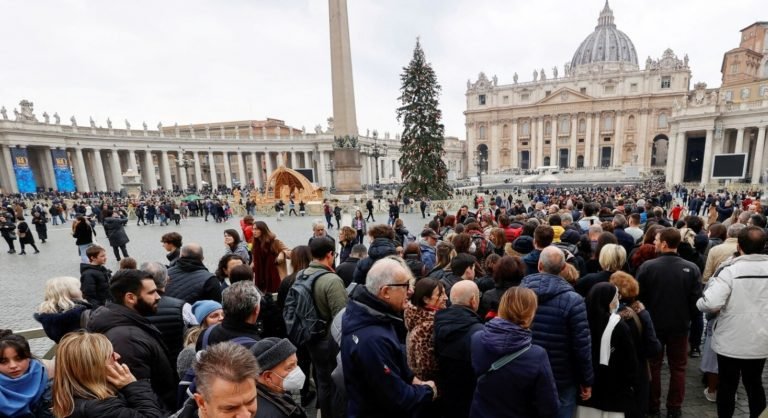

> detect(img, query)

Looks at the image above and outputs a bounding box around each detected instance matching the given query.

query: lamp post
[368,130,387,199]
[326,159,337,192]
[473,151,486,190]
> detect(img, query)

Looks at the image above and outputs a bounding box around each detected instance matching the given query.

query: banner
[10,147,37,193]
[51,149,76,192]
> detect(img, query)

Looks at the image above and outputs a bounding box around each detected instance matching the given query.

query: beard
[135,297,158,316]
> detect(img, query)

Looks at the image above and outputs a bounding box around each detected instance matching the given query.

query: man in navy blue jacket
[522,246,594,418]
[341,258,436,418]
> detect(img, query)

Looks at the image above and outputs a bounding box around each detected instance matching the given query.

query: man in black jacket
[166,243,222,304]
[195,281,261,350]
[336,244,366,287]
[434,280,484,418]
[636,227,702,418]
[80,245,112,307]
[87,268,178,411]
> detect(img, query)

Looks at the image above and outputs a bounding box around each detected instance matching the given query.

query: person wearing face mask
[578,282,640,417]
[250,338,307,418]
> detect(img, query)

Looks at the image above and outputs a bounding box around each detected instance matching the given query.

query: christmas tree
[396,38,452,199]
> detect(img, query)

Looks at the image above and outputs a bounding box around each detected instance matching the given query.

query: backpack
[283,269,333,346]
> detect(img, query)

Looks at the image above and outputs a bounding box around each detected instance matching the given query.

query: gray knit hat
[249,338,297,371]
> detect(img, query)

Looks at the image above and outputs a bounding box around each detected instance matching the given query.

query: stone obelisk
[328,0,362,193]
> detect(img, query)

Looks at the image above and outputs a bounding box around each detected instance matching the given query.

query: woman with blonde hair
[470,287,559,417]
[52,332,164,417]
[33,276,91,344]
[575,243,627,297]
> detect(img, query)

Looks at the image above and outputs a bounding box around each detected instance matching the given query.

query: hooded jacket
[69,380,165,418]
[341,286,433,418]
[79,263,111,307]
[102,216,130,247]
[521,273,594,389]
[434,305,484,418]
[470,318,559,418]
[33,301,91,344]
[418,241,437,272]
[87,303,178,410]
[353,238,397,285]
[166,257,222,304]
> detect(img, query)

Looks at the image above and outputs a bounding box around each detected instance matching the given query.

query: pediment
[536,88,593,105]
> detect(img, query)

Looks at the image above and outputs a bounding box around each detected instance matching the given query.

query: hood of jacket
[173,257,210,273]
[87,302,159,336]
[522,272,573,304]
[342,284,403,335]
[434,305,483,359]
[479,317,532,357]
[80,263,110,275]
[368,237,397,260]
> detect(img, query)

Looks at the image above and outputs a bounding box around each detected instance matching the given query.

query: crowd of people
[1,179,768,418]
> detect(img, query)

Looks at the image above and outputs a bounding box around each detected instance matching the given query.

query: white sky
[0,0,761,139]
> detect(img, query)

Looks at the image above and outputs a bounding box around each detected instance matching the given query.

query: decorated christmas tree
[396,38,452,199]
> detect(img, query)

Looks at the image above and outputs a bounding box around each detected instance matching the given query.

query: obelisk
[328,0,362,193]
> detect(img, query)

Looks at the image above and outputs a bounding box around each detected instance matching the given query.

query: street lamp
[326,159,337,192]
[368,130,388,199]
[473,150,486,190]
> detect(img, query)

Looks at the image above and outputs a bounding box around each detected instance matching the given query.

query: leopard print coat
[404,303,439,382]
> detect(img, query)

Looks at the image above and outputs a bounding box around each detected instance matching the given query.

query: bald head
[180,243,204,260]
[538,246,565,275]
[450,280,480,311]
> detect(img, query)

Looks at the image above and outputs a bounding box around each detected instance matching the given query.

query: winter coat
[341,286,433,418]
[194,317,261,351]
[636,253,701,337]
[166,257,223,304]
[255,383,307,418]
[574,270,613,297]
[418,241,437,272]
[103,216,130,247]
[404,304,439,382]
[339,239,355,263]
[353,237,397,285]
[17,221,35,244]
[613,227,636,256]
[72,220,94,246]
[478,282,515,320]
[80,263,112,307]
[470,318,559,418]
[87,303,178,410]
[521,273,594,389]
[438,273,463,304]
[336,256,360,287]
[301,262,348,334]
[69,380,165,418]
[33,301,91,344]
[225,241,251,264]
[434,305,484,418]
[32,215,47,240]
[146,296,187,369]
[522,249,542,276]
[697,254,768,359]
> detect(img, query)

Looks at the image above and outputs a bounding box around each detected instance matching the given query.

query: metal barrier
[15,328,56,360]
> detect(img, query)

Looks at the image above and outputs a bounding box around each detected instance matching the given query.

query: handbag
[18,231,26,238]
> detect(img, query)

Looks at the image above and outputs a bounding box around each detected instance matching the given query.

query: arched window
[502,124,509,138]
[658,113,668,129]
[603,114,613,131]
[560,116,570,134]
[478,125,486,140]
[545,121,552,135]
[578,118,586,133]
[522,121,530,136]
[628,115,636,130]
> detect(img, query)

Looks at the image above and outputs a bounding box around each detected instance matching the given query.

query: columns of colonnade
[208,151,218,190]
[751,126,766,184]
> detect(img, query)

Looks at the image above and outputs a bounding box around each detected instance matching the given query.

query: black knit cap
[249,337,297,371]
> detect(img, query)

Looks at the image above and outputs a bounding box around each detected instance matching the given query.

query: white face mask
[610,291,620,314]
[469,242,477,254]
[275,367,306,393]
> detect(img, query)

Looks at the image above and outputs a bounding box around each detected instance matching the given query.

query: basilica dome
[570,1,638,72]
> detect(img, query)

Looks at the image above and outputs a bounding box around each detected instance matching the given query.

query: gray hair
[588,224,603,236]
[312,219,326,230]
[727,223,746,238]
[613,214,627,229]
[560,212,573,223]
[738,211,751,224]
[539,246,565,275]
[140,261,168,289]
[366,257,410,294]
[222,281,262,322]
[195,342,260,401]
[180,243,204,260]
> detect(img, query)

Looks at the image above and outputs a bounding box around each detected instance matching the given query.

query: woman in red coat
[251,221,290,293]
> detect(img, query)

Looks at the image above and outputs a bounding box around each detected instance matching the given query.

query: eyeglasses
[385,283,411,289]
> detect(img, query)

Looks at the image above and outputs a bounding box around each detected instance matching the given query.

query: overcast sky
[0,0,761,140]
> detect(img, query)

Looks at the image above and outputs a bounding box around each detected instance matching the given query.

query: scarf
[599,314,621,366]
[0,360,47,416]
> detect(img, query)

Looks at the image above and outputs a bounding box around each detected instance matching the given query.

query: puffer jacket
[79,263,112,307]
[102,216,129,247]
[404,304,439,382]
[69,380,165,418]
[697,254,768,359]
[521,272,594,389]
[353,238,397,285]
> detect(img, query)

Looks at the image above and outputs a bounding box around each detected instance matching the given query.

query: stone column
[511,119,519,168]
[318,151,327,186]
[74,148,91,192]
[593,114,601,168]
[550,116,558,165]
[128,150,138,172]
[665,130,677,184]
[751,126,766,184]
[291,151,298,169]
[142,151,158,191]
[701,129,714,185]
[329,0,359,138]
[584,114,593,168]
[222,152,232,188]
[192,152,203,191]
[614,111,623,167]
[110,150,122,191]
[237,152,247,187]
[178,152,189,191]
[265,152,275,181]
[490,121,499,173]
[1,145,19,193]
[673,131,686,184]
[569,115,578,167]
[304,151,312,169]
[637,111,650,167]
[159,151,173,190]
[208,151,219,190]
[536,117,544,168]
[91,150,108,192]
[735,127,745,153]
[43,148,56,191]
[251,152,261,188]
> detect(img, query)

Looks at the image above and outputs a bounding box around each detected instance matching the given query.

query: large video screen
[711,154,747,179]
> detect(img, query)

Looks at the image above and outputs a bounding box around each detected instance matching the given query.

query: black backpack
[283,269,332,346]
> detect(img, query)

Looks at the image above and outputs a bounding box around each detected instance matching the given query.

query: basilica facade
[465,2,690,174]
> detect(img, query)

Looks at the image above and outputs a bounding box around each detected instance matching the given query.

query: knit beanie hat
[192,300,222,325]
[512,235,534,255]
[250,338,297,371]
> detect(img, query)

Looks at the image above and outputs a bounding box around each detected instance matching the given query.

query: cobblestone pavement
[3,208,766,417]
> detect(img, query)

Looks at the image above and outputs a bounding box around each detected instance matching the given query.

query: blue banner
[10,147,37,193]
[51,149,76,192]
